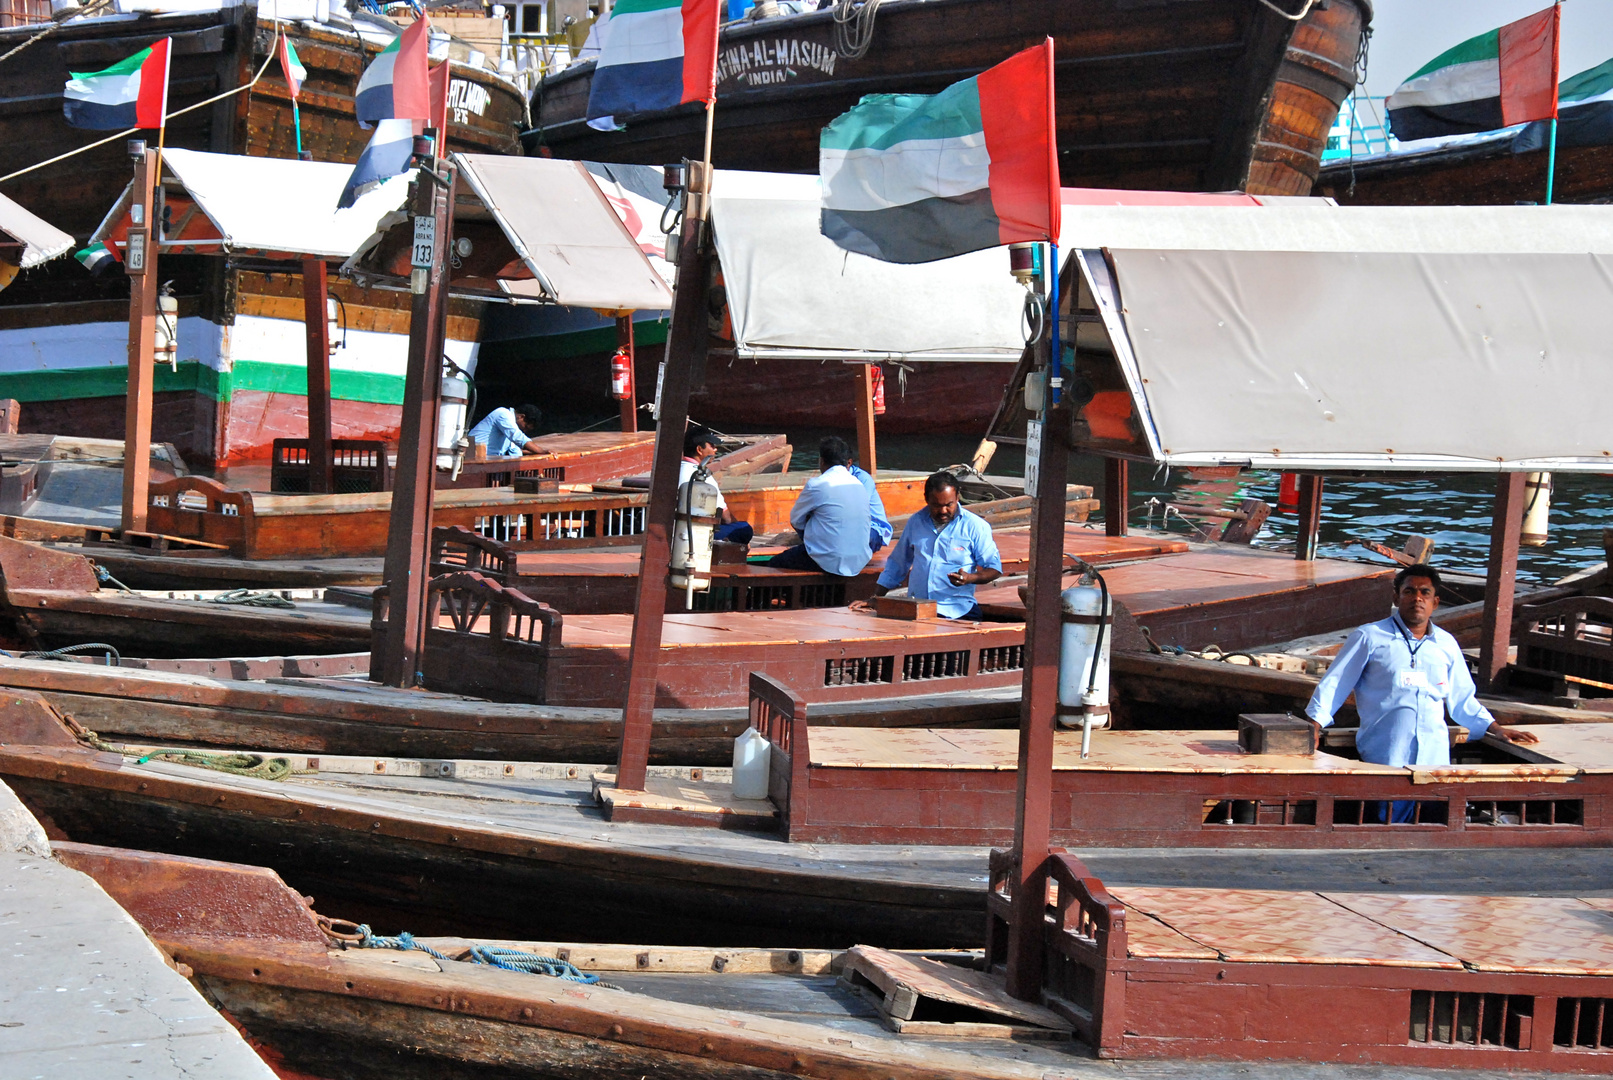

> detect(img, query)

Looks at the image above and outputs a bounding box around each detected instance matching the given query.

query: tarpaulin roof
[452,154,670,310]
[0,192,73,269]
[90,149,414,259]
[1069,204,1613,472]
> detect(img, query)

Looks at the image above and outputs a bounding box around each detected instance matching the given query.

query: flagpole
[293,98,304,157]
[1545,116,1559,204]
[701,96,715,194]
[1546,0,1562,205]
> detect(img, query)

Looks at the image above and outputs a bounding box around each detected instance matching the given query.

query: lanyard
[1393,614,1430,669]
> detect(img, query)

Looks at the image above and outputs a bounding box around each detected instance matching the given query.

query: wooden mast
[120,145,158,535]
[1478,472,1527,691]
[614,160,710,792]
[1004,254,1068,1001]
[854,364,878,475]
[302,257,334,494]
[377,145,455,688]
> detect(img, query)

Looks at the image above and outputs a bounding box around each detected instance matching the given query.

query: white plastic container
[731,728,771,800]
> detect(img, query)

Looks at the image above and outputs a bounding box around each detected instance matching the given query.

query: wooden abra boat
[9,688,1613,953]
[531,0,1368,198]
[1315,133,1613,208]
[0,7,524,469]
[61,838,1613,1075]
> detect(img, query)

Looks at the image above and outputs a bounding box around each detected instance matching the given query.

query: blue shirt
[1306,614,1495,768]
[850,465,892,551]
[877,505,1002,619]
[468,407,529,458]
[789,465,873,577]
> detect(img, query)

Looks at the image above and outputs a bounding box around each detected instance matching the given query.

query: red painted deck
[757,721,1613,849]
[977,547,1394,650]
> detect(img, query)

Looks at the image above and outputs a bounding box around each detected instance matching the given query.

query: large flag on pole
[819,40,1059,265]
[355,16,432,126]
[63,38,172,130]
[584,0,720,128]
[1386,4,1560,143]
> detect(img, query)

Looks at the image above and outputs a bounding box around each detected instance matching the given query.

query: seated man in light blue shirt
[468,403,545,459]
[864,470,1001,620]
[767,436,873,577]
[848,454,892,553]
[1307,563,1536,822]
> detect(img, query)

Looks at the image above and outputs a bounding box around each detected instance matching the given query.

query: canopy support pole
[855,363,877,475]
[615,161,710,793]
[120,147,158,536]
[1478,471,1526,691]
[1005,271,1066,1003]
[378,158,455,688]
[302,256,334,495]
[617,316,638,434]
[1104,457,1127,537]
[1295,474,1323,561]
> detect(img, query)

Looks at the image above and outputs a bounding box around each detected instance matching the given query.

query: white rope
[831,0,880,61]
[1252,0,1316,20]
[0,0,115,68]
[0,19,284,187]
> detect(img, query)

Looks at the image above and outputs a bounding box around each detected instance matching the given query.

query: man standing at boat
[861,471,1001,620]
[768,436,872,576]
[468,404,547,459]
[681,426,752,545]
[1306,563,1537,821]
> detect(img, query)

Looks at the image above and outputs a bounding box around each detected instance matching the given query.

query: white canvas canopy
[453,155,670,311]
[90,148,413,259]
[1065,204,1613,472]
[710,173,1028,363]
[0,192,73,269]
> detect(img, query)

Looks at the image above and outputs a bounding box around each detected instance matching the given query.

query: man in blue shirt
[767,436,873,577]
[468,404,545,459]
[866,471,1001,620]
[848,454,892,553]
[1307,563,1536,820]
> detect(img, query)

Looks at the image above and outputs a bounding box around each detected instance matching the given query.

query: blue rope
[354,926,599,984]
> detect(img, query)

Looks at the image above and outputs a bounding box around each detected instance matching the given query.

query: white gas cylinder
[1521,472,1552,548]
[731,728,771,799]
[1058,576,1113,750]
[670,474,720,603]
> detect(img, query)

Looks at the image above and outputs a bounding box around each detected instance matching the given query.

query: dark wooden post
[1295,474,1324,561]
[854,363,878,475]
[1005,274,1066,1003]
[1103,457,1127,537]
[0,399,19,435]
[302,257,334,494]
[615,161,709,793]
[377,157,455,688]
[1478,471,1527,690]
[121,146,158,535]
[616,315,638,433]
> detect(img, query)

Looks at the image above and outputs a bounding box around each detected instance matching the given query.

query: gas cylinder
[670,467,721,607]
[610,347,633,400]
[154,286,179,370]
[870,364,886,415]
[1058,569,1112,758]
[1521,472,1552,547]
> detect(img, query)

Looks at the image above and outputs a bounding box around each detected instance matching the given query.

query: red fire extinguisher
[610,346,632,400]
[1278,472,1299,509]
[870,364,886,416]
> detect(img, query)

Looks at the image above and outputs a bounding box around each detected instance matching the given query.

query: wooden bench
[1513,596,1613,698]
[269,439,392,494]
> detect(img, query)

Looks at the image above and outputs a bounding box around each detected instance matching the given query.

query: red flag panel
[977,39,1060,246]
[394,16,433,122]
[134,37,171,129]
[680,0,720,106]
[1499,3,1560,127]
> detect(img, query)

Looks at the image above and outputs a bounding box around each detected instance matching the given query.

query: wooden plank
[840,945,1071,1030]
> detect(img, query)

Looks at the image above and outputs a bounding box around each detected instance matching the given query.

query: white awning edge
[0,191,74,268]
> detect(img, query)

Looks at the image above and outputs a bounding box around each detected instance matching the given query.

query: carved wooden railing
[984,848,1128,1055]
[145,476,251,552]
[1515,595,1613,693]
[748,672,808,835]
[270,438,392,494]
[430,525,514,582]
[425,571,562,648]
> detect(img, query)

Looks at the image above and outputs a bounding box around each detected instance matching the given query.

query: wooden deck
[440,431,658,489]
[759,719,1613,849]
[977,546,1396,650]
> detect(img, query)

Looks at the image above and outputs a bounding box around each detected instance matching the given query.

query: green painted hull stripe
[480,317,670,363]
[0,362,406,405]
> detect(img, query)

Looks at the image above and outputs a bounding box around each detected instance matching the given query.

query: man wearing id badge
[1306,563,1537,822]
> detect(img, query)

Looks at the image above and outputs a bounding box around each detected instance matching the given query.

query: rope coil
[136,748,292,780]
[320,918,602,984]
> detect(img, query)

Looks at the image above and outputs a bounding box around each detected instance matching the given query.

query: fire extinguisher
[870,364,886,415]
[610,346,632,400]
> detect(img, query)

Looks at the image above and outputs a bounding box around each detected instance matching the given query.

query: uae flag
[63,38,171,130]
[355,16,431,126]
[1386,4,1560,143]
[279,37,307,100]
[1515,56,1613,152]
[585,0,719,129]
[819,40,1059,264]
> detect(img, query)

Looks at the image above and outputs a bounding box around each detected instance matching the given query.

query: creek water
[778,428,1613,586]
